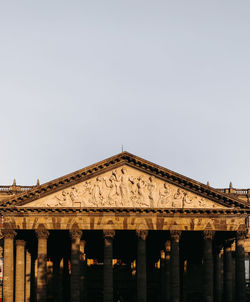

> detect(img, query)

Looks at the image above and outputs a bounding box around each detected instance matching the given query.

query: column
[25,249,31,302]
[223,240,233,302]
[170,231,181,302]
[53,256,62,302]
[0,242,3,302]
[70,229,82,302]
[235,231,246,302]
[15,240,26,302]
[36,228,49,302]
[203,230,214,302]
[3,229,16,302]
[136,230,148,302]
[104,230,115,302]
[160,250,165,302]
[165,240,171,302]
[214,244,223,302]
[80,240,86,302]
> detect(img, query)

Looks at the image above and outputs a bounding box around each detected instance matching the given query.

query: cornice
[0,206,248,216]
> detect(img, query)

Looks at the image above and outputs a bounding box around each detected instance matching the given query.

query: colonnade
[1,229,247,302]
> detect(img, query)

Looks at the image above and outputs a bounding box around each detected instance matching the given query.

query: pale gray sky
[0,1,250,187]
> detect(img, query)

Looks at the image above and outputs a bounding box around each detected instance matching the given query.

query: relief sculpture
[32,166,225,209]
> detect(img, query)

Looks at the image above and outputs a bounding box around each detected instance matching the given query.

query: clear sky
[0,1,249,188]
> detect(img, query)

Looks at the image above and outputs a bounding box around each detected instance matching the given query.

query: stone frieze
[22,166,226,209]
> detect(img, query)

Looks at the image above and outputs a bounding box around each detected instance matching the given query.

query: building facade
[0,152,250,302]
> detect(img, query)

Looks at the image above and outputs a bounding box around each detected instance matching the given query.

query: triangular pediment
[1,152,249,209]
[22,165,227,209]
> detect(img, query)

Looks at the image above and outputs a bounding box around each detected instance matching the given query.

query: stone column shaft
[223,240,233,302]
[236,232,246,302]
[0,244,3,302]
[3,229,16,302]
[214,245,223,302]
[165,240,171,302]
[203,231,214,302]
[137,230,148,302]
[70,229,82,302]
[26,250,31,302]
[15,240,26,302]
[36,228,49,302]
[170,231,181,302]
[80,240,86,302]
[160,250,166,302]
[104,230,115,302]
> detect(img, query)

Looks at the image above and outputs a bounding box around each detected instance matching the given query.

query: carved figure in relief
[104,172,119,206]
[78,180,92,206]
[50,190,72,207]
[158,183,172,207]
[148,176,157,207]
[117,168,133,206]
[173,188,184,208]
[90,177,103,206]
[198,198,206,207]
[136,176,150,207]
[183,193,194,207]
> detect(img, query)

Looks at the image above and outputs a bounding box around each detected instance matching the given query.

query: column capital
[103,229,115,239]
[16,239,26,247]
[70,229,82,240]
[170,230,182,243]
[203,230,215,240]
[136,230,148,240]
[36,228,49,239]
[2,229,17,239]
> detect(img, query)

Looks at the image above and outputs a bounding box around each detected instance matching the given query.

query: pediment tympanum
[22,166,226,209]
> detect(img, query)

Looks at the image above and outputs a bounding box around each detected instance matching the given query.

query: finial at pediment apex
[24,165,226,210]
